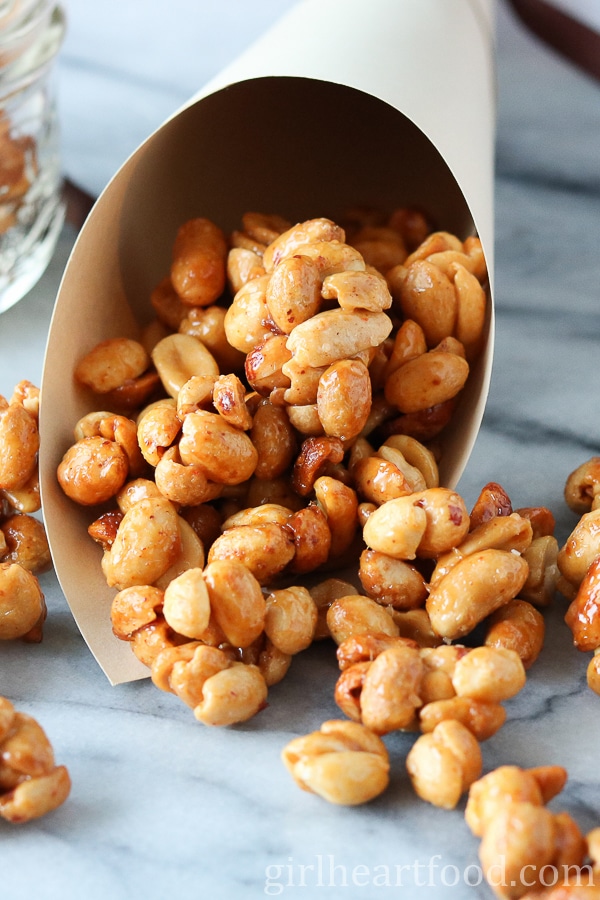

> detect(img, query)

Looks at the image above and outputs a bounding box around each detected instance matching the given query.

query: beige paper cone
[39,0,496,684]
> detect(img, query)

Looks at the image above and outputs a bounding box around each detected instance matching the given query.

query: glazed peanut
[291,435,345,497]
[316,359,372,442]
[179,304,246,374]
[0,399,39,491]
[202,559,266,647]
[224,275,273,354]
[265,254,321,333]
[410,487,470,557]
[208,523,295,584]
[313,476,358,559]
[588,650,600,696]
[154,446,219,507]
[264,586,317,655]
[359,643,425,733]
[353,455,412,506]
[100,497,181,589]
[358,549,428,610]
[245,335,292,396]
[453,262,487,357]
[212,373,253,431]
[239,211,288,244]
[564,556,600,651]
[0,562,46,640]
[362,495,427,559]
[74,338,149,394]
[0,513,51,573]
[226,247,265,294]
[170,217,228,306]
[9,381,40,420]
[179,410,258,485]
[58,436,129,506]
[335,633,416,670]
[110,585,164,640]
[384,349,470,413]
[137,401,181,466]
[0,469,41,515]
[286,504,331,574]
[479,802,557,899]
[281,719,389,806]
[321,269,392,312]
[406,719,482,809]
[262,218,345,271]
[419,696,506,741]
[451,646,526,703]
[375,443,428,492]
[152,333,220,399]
[564,457,600,515]
[465,765,567,838]
[0,704,70,823]
[432,513,534,584]
[162,568,211,640]
[309,578,358,640]
[426,549,529,640]
[194,663,268,726]
[351,227,407,272]
[484,599,545,669]
[557,510,600,589]
[326,594,399,645]
[285,308,392,369]
[520,535,559,607]
[392,259,457,346]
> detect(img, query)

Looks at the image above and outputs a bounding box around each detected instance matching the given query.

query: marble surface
[1,1,600,897]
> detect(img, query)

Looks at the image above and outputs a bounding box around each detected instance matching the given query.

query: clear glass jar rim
[0,0,53,50]
[0,3,65,98]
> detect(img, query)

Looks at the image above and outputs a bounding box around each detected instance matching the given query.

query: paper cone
[39,0,496,684]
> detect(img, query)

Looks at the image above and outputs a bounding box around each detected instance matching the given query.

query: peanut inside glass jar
[0,0,65,313]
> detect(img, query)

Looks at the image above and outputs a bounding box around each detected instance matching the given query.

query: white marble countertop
[1,1,600,897]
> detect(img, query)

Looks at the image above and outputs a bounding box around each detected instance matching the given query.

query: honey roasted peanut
[281,719,389,806]
[74,337,150,395]
[0,398,39,492]
[0,700,70,823]
[170,217,228,307]
[406,719,482,809]
[56,209,498,742]
[0,562,46,641]
[101,496,181,589]
[179,409,258,485]
[426,549,529,640]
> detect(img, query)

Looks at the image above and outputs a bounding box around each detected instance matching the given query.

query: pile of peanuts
[556,457,600,696]
[0,382,66,825]
[0,697,70,824]
[282,479,557,826]
[47,205,598,882]
[55,208,492,725]
[0,381,51,642]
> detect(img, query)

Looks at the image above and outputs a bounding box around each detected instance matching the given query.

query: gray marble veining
[1,1,600,897]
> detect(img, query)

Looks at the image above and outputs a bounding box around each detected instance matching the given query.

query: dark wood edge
[506,0,600,81]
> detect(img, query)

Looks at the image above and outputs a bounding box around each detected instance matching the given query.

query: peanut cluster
[284,478,555,807]
[0,381,51,642]
[466,764,600,898]
[0,697,70,824]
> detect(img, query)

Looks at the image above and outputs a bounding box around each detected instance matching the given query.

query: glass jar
[0,0,66,313]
